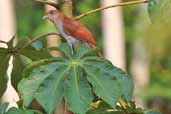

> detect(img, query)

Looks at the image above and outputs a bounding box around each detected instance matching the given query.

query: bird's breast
[55,21,79,44]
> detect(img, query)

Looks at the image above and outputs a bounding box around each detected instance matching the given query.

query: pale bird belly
[56,21,80,45]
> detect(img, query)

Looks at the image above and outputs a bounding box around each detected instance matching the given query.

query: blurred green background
[14,0,171,113]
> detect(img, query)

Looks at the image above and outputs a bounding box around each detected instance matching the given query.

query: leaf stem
[118,98,129,114]
[18,32,61,53]
[75,0,149,20]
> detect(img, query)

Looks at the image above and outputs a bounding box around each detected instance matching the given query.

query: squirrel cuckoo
[43,9,97,51]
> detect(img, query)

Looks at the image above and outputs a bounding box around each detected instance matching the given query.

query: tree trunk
[45,0,61,57]
[0,0,19,108]
[130,4,150,107]
[101,0,125,69]
[131,39,149,107]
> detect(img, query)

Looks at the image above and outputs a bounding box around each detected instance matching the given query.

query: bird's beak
[43,15,48,20]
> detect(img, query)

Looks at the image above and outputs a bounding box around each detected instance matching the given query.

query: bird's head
[43,9,62,23]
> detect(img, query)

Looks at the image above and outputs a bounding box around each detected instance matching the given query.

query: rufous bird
[43,9,97,52]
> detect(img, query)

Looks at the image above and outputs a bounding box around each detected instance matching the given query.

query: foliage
[0,33,155,114]
[0,48,10,97]
[0,31,131,114]
[0,103,39,114]
[87,101,160,114]
[0,103,9,114]
[0,35,133,114]
[0,0,167,114]
[0,35,158,114]
[17,43,133,114]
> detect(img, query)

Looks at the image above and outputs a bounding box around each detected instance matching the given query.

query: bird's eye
[49,11,54,15]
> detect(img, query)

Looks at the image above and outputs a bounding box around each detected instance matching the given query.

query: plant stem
[118,98,129,114]
[18,32,61,53]
[75,0,148,20]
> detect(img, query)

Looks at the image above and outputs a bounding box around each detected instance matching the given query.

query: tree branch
[18,32,61,53]
[35,0,65,9]
[75,0,148,20]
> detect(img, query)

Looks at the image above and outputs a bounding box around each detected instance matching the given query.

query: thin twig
[118,98,129,114]
[35,0,58,7]
[0,40,8,44]
[18,32,61,53]
[75,0,149,20]
[35,0,66,9]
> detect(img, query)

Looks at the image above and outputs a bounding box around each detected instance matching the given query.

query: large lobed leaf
[18,44,133,114]
[11,38,51,89]
[6,108,34,114]
[83,59,121,109]
[0,48,10,97]
[0,103,35,114]
[0,103,9,114]
[64,66,93,114]
[0,37,15,97]
[11,55,32,89]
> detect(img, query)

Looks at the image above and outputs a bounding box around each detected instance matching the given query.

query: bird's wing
[63,16,96,47]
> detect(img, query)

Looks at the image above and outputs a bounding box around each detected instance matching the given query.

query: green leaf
[18,58,66,114]
[18,44,133,114]
[83,57,133,103]
[83,58,122,108]
[6,107,34,114]
[11,37,51,90]
[108,63,133,101]
[35,63,69,114]
[16,38,51,61]
[64,66,93,114]
[0,48,10,97]
[0,103,9,114]
[20,45,51,61]
[58,43,73,58]
[75,46,98,59]
[11,55,32,89]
